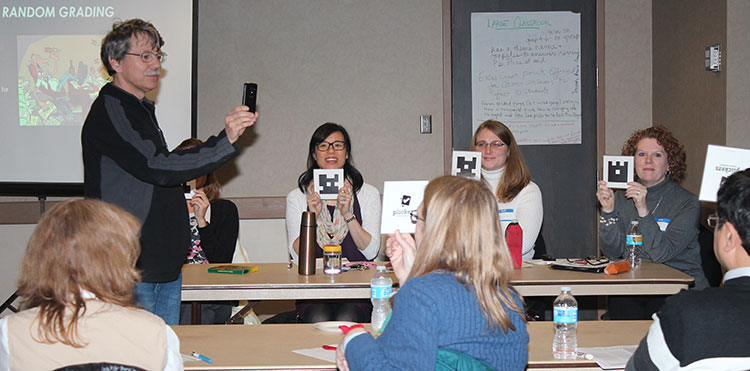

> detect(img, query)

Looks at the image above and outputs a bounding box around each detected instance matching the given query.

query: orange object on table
[604,260,632,275]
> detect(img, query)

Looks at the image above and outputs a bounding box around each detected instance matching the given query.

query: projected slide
[0,1,192,184]
[18,35,107,127]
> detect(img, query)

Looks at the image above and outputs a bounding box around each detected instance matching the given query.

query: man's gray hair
[100,18,163,76]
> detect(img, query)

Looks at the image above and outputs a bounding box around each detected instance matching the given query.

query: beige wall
[727,0,750,148]
[603,0,653,155]
[196,0,445,197]
[0,225,34,311]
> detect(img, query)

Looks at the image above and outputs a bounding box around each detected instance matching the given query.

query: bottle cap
[377,265,386,271]
[323,245,341,252]
[561,286,571,292]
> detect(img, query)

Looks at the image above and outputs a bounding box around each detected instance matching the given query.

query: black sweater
[199,199,239,263]
[82,83,239,282]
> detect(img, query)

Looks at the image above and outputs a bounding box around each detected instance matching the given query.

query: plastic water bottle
[370,266,393,333]
[626,220,643,270]
[553,286,578,360]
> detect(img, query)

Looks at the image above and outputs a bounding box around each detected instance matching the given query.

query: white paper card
[380,180,429,234]
[313,169,344,200]
[578,346,638,370]
[292,344,338,363]
[602,156,634,189]
[699,145,750,202]
[451,151,482,180]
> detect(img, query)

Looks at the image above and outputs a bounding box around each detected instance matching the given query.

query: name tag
[655,218,670,232]
[499,208,514,231]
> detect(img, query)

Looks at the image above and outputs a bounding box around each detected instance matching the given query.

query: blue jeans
[134,273,182,325]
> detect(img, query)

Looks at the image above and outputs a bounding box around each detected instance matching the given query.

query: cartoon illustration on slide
[17,35,109,127]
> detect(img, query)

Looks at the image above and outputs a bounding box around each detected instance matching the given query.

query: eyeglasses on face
[475,141,505,150]
[707,213,719,228]
[125,51,167,63]
[409,210,424,224]
[316,140,346,152]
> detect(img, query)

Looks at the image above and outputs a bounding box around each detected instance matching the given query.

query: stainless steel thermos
[298,211,317,275]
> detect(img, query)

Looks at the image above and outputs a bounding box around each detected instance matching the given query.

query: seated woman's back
[338,176,528,371]
[0,199,182,370]
[375,271,527,370]
[5,301,169,369]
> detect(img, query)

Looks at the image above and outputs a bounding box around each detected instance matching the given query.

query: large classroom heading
[2,6,115,18]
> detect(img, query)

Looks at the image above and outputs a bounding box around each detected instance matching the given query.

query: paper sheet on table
[181,353,201,362]
[578,345,638,369]
[292,344,338,363]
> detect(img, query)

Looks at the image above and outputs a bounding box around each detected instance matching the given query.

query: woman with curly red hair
[596,126,707,319]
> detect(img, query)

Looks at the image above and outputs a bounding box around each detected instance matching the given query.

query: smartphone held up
[242,82,257,113]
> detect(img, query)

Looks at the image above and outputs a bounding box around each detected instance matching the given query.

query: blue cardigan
[346,271,528,370]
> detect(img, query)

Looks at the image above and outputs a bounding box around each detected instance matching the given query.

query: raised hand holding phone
[242,82,257,113]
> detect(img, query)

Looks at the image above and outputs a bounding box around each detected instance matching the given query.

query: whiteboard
[471,11,581,145]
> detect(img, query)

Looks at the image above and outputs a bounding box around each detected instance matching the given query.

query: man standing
[626,168,750,370]
[82,19,257,325]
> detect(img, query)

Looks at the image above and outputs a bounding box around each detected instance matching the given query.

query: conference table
[181,260,694,301]
[175,320,652,370]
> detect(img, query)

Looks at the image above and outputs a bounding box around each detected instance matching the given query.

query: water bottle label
[371,284,392,299]
[553,307,577,323]
[626,235,643,246]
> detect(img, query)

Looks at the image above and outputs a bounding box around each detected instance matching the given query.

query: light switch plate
[420,115,432,134]
[705,44,721,72]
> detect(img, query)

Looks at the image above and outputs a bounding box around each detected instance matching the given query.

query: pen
[192,351,213,363]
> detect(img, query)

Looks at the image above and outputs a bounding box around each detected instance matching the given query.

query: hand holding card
[313,169,344,200]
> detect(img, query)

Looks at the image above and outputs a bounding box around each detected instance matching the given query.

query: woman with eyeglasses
[471,120,543,260]
[335,176,528,370]
[285,123,381,323]
[596,126,707,319]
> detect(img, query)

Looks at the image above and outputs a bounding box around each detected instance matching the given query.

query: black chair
[0,291,20,316]
[54,363,146,371]
[532,231,547,259]
[698,225,723,287]
[526,229,550,321]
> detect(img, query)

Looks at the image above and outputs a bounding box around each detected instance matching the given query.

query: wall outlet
[420,115,432,134]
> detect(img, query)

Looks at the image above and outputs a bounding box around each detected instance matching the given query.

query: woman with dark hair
[336,176,528,370]
[286,123,381,323]
[0,199,182,370]
[175,138,239,324]
[597,125,708,319]
[471,120,543,259]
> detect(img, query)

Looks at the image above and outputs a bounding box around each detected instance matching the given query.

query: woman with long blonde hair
[471,120,543,260]
[336,176,528,370]
[0,199,182,370]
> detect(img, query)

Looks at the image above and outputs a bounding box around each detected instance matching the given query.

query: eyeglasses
[316,140,346,152]
[566,256,610,266]
[125,51,167,63]
[707,213,719,228]
[475,141,505,150]
[409,210,424,224]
